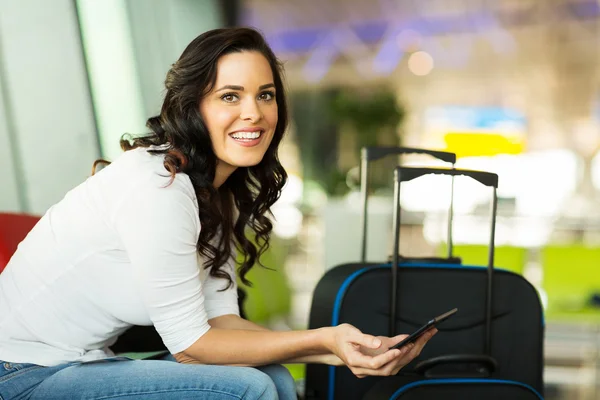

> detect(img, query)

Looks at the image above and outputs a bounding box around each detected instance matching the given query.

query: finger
[407,331,434,358]
[415,329,436,346]
[381,343,416,372]
[392,334,409,342]
[378,357,405,376]
[354,345,415,377]
[403,329,434,354]
[348,347,402,369]
[351,366,391,377]
[393,343,416,364]
[352,358,402,377]
[421,328,437,340]
[368,348,405,369]
[389,341,416,359]
[350,333,382,349]
[389,334,409,347]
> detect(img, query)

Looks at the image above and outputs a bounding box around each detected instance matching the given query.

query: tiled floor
[544,322,600,399]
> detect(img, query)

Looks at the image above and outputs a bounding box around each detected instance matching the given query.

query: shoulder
[107,148,200,230]
[117,147,197,206]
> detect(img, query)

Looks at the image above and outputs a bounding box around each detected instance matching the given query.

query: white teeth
[230,131,261,140]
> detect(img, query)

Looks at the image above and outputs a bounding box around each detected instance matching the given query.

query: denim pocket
[0,359,79,400]
[2,362,38,371]
[0,360,42,381]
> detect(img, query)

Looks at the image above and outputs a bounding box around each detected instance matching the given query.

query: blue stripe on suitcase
[389,378,543,400]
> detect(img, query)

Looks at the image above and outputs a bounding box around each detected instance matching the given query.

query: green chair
[541,245,600,322]
[439,244,527,275]
[236,238,291,325]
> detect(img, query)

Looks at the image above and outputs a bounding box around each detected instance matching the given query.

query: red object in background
[0,213,41,273]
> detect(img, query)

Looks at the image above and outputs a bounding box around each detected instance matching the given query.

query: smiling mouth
[229,130,264,141]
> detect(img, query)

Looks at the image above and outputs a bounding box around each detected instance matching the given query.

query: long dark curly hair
[120,27,288,289]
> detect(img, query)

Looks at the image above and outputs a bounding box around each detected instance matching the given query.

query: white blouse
[0,147,239,366]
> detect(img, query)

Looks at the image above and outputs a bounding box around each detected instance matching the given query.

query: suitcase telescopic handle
[360,147,457,262]
[390,167,499,357]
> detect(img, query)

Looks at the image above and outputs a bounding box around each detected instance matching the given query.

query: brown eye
[221,93,239,103]
[259,91,275,101]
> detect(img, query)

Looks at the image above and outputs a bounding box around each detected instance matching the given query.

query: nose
[240,99,262,123]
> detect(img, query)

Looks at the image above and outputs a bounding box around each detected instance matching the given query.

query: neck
[213,162,237,188]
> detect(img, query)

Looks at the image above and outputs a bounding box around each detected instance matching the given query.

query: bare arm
[208,314,269,331]
[202,314,343,365]
[173,324,333,367]
[173,314,404,374]
[174,314,437,379]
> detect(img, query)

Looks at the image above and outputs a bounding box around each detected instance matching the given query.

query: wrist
[320,353,344,366]
[317,326,336,353]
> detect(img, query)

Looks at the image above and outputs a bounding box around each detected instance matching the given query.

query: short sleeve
[202,252,240,320]
[113,175,209,354]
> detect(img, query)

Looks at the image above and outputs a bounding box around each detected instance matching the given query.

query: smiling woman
[0,27,435,400]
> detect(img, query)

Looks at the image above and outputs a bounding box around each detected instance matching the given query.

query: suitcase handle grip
[361,146,456,163]
[414,354,498,378]
[360,147,457,263]
[395,166,499,188]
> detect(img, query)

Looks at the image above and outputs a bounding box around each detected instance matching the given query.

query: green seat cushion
[439,244,526,275]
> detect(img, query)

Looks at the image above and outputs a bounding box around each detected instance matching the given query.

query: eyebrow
[215,83,275,92]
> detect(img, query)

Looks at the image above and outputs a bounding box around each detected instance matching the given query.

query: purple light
[372,36,404,75]
[565,1,600,19]
[303,34,339,82]
[246,0,600,79]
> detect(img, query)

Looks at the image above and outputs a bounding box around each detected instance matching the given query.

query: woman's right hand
[326,323,407,378]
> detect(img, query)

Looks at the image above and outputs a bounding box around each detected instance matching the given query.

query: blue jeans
[0,355,297,399]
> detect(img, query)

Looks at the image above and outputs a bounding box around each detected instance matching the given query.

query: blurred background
[1,0,600,398]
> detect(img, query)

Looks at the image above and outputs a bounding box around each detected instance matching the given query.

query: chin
[227,154,266,168]
[229,147,270,168]
[236,157,265,168]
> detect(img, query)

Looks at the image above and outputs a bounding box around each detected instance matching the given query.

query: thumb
[392,334,409,343]
[351,334,382,349]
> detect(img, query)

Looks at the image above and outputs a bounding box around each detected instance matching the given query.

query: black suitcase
[305,159,544,399]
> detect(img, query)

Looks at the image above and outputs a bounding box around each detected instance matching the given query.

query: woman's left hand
[354,328,437,378]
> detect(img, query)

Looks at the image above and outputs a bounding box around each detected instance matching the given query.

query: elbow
[173,351,197,364]
[173,337,208,364]
[173,327,252,366]
[173,328,216,364]
[172,323,216,364]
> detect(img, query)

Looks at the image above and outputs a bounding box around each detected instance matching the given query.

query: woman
[0,27,435,399]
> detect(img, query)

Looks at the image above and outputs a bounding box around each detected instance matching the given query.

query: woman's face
[200,51,278,180]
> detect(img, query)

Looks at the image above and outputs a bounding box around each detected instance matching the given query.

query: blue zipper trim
[390,378,544,399]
